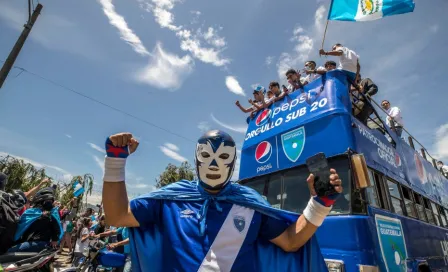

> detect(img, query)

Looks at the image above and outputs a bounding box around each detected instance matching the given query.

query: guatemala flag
[328,0,415,21]
[73,180,85,197]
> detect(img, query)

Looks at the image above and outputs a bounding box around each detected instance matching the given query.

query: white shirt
[386,107,403,127]
[251,98,270,111]
[336,47,359,74]
[304,66,326,83]
[441,165,448,176]
[75,227,89,253]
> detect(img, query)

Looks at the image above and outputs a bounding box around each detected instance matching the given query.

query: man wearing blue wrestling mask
[102,130,343,272]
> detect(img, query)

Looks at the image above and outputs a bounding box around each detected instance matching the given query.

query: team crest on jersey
[361,0,380,15]
[233,215,246,233]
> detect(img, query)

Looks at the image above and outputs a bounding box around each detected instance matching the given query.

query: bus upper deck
[238,70,448,272]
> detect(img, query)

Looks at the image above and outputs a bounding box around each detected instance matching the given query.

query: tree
[155,161,196,188]
[58,174,94,208]
[0,155,95,209]
[0,155,47,192]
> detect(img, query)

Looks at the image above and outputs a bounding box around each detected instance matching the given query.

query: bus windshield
[241,156,351,215]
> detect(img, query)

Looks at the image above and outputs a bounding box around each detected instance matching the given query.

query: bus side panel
[317,215,378,272]
[369,207,448,271]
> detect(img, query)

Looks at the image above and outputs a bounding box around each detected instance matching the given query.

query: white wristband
[303,198,332,227]
[103,157,126,182]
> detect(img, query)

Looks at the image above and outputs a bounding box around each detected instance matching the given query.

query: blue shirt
[116,227,130,254]
[130,198,288,271]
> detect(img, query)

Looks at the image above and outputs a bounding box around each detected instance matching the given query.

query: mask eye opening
[219,153,230,160]
[201,151,210,158]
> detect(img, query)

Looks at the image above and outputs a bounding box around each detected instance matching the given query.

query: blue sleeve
[258,214,290,241]
[130,198,161,228]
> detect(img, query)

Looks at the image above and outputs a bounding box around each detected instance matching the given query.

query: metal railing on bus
[350,85,443,174]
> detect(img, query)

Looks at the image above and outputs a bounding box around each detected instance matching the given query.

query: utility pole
[0,2,43,89]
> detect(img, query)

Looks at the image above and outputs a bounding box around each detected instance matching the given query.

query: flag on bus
[328,0,415,22]
[73,180,85,197]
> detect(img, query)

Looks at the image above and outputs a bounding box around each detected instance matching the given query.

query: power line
[0,61,196,143]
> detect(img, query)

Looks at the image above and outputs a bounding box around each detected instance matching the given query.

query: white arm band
[103,157,126,182]
[303,198,332,227]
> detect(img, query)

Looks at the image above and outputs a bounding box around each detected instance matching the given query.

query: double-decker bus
[239,70,448,272]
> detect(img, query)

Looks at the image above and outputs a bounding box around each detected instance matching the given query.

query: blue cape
[14,207,64,242]
[128,180,328,272]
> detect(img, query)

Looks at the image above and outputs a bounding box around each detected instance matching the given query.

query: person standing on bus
[319,43,360,83]
[381,100,404,137]
[437,161,448,178]
[102,131,343,271]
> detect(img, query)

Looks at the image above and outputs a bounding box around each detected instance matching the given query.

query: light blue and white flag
[73,180,85,197]
[328,0,415,21]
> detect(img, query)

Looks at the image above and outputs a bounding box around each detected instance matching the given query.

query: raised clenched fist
[106,132,139,158]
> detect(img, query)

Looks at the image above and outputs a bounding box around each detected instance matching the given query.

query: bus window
[440,207,448,228]
[413,193,427,222]
[243,176,267,198]
[366,170,381,208]
[423,198,435,225]
[374,173,390,211]
[401,187,417,218]
[282,167,309,214]
[431,202,441,226]
[266,174,282,209]
[283,158,351,214]
[387,180,404,216]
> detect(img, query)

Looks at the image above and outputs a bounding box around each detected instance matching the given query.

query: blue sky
[0,0,447,203]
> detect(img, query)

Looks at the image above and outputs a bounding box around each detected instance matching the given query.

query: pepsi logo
[255,109,271,127]
[255,141,272,164]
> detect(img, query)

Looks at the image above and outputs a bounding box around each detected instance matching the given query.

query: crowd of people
[235,43,448,177]
[0,173,132,271]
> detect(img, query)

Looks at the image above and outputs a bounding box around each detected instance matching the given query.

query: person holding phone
[102,131,343,271]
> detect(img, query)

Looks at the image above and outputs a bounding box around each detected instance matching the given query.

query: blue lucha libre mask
[195,130,237,190]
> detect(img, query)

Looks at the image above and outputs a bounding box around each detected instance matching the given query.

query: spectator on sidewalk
[381,100,404,137]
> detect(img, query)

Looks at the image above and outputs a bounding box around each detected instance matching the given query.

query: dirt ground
[53,248,73,271]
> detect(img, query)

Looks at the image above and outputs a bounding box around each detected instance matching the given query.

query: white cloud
[138,0,230,67]
[225,76,245,96]
[198,121,210,133]
[265,56,274,66]
[276,5,326,82]
[430,24,439,33]
[159,143,188,162]
[178,34,230,67]
[92,155,105,174]
[0,152,71,175]
[135,42,194,90]
[211,113,247,134]
[203,27,226,48]
[433,123,448,160]
[98,0,150,56]
[164,143,179,152]
[65,134,72,139]
[88,142,106,154]
[153,6,181,31]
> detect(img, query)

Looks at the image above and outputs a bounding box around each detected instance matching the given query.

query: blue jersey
[116,227,130,254]
[130,198,289,271]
